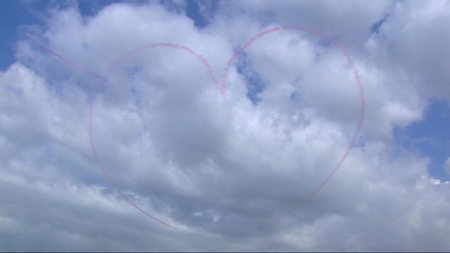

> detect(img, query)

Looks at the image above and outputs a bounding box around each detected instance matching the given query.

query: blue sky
[395,100,450,181]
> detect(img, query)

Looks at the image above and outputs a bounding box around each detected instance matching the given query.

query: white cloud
[445,158,450,176]
[367,0,450,101]
[1,0,450,251]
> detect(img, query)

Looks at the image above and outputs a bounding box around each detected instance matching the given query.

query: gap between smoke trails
[43,25,365,230]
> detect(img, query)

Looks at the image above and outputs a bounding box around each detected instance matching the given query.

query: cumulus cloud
[1,0,450,251]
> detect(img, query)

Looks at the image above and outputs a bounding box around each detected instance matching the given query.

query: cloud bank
[1,0,449,251]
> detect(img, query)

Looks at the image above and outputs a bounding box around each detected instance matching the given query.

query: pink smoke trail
[44,25,364,231]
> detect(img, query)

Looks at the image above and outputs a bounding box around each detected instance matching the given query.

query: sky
[0,0,450,251]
